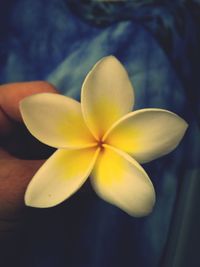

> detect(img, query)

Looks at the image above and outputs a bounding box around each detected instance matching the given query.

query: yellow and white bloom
[20,56,188,217]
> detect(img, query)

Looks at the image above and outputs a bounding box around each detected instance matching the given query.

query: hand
[0,81,57,230]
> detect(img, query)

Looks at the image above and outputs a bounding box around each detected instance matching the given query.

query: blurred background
[0,1,200,266]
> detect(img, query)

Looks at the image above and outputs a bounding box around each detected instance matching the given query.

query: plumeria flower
[20,56,188,217]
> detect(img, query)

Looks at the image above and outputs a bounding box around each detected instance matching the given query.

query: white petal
[81,56,134,139]
[20,93,96,148]
[91,145,155,217]
[25,147,100,208]
[104,108,188,163]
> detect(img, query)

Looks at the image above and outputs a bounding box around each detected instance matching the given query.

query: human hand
[0,82,57,232]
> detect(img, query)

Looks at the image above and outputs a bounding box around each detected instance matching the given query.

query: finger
[0,108,13,135]
[0,148,11,159]
[0,158,44,218]
[0,81,58,123]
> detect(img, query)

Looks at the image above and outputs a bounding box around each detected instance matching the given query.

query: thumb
[0,81,58,134]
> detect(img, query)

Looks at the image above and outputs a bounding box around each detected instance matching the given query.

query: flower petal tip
[24,190,41,208]
[24,191,57,208]
[99,55,120,64]
[19,98,27,115]
[24,181,59,209]
[123,187,156,217]
[24,192,36,208]
[183,120,189,131]
[96,55,128,73]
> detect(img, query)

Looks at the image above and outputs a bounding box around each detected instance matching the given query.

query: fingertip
[0,81,59,121]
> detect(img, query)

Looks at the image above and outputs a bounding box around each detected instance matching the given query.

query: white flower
[20,56,188,217]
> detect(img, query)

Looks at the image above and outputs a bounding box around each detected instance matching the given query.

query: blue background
[0,1,200,266]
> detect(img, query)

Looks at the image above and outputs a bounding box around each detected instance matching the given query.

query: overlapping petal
[20,93,96,148]
[25,147,100,208]
[104,109,188,163]
[81,56,134,139]
[91,145,155,217]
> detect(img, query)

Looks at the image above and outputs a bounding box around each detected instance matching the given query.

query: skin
[0,81,58,232]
